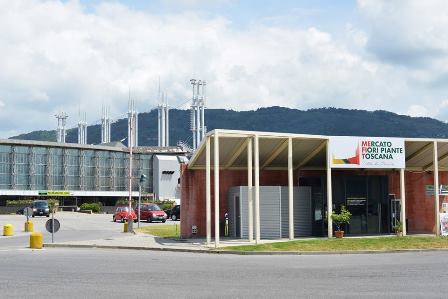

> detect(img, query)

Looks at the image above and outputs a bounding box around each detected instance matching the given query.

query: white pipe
[201,104,205,139]
[400,168,407,236]
[288,137,294,240]
[434,141,440,236]
[206,136,211,244]
[78,123,82,144]
[214,131,220,248]
[247,137,253,242]
[158,106,161,147]
[254,134,260,243]
[326,139,333,238]
[192,107,196,149]
[202,81,206,139]
[161,99,165,147]
[135,112,138,147]
[165,98,169,146]
[196,82,201,147]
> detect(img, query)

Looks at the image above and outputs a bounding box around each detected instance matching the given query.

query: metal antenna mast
[128,95,138,148]
[101,105,111,143]
[55,111,68,143]
[165,92,169,146]
[190,79,197,149]
[78,111,87,144]
[190,79,207,150]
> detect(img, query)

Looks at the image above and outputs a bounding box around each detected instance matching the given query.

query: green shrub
[331,206,352,231]
[7,199,59,206]
[80,202,102,213]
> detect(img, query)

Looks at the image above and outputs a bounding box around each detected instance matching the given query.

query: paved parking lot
[0,212,179,248]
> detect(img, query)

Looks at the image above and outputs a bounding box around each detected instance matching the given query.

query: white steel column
[157,108,163,146]
[214,131,220,248]
[434,141,440,236]
[247,138,253,242]
[165,105,169,146]
[326,139,333,238]
[161,102,165,147]
[206,136,211,244]
[254,134,260,244]
[288,137,294,240]
[400,168,407,236]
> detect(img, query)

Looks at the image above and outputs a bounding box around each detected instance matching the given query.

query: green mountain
[9,107,448,145]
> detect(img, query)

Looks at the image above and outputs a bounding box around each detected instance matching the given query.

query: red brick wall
[180,164,448,237]
[180,164,295,238]
[405,172,448,233]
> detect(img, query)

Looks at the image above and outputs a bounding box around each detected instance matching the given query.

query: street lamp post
[138,174,147,228]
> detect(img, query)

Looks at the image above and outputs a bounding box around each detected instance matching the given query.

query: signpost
[24,207,33,222]
[45,208,60,243]
[138,174,147,228]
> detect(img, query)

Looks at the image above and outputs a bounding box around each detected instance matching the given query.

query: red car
[138,204,167,223]
[113,206,137,222]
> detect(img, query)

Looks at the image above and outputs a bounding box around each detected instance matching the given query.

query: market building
[181,129,448,246]
[0,139,186,212]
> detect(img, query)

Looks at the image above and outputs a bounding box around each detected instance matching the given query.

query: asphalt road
[0,212,178,248]
[1,248,447,298]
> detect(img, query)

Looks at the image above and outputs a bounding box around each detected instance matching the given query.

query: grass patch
[137,224,180,238]
[222,236,448,252]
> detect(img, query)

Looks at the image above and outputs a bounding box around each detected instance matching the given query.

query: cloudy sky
[1,0,448,138]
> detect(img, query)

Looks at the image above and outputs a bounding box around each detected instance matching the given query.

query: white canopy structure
[187,129,448,248]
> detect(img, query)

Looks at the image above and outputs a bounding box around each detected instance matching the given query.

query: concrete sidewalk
[43,232,444,255]
[43,231,292,253]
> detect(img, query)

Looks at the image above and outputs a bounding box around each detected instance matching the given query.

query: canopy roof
[188,129,448,171]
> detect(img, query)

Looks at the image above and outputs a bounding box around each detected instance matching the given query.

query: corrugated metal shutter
[227,187,238,238]
[259,186,282,239]
[281,187,312,237]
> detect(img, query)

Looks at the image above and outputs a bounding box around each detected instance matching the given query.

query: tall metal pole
[165,94,169,146]
[326,139,333,238]
[206,136,211,244]
[190,79,196,149]
[288,137,294,240]
[400,168,406,236]
[138,181,141,228]
[158,105,161,146]
[128,107,133,222]
[254,134,260,244]
[214,131,220,248]
[196,81,201,147]
[247,137,253,242]
[434,141,440,236]
[201,81,206,139]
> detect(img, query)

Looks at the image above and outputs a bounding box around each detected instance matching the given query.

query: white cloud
[0,0,447,138]
[406,105,432,118]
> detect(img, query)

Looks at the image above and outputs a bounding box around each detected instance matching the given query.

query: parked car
[170,205,180,221]
[32,200,50,217]
[163,207,172,218]
[16,207,26,215]
[113,206,137,222]
[139,204,167,223]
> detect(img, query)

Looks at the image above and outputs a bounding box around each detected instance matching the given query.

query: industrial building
[0,139,186,209]
[181,129,448,246]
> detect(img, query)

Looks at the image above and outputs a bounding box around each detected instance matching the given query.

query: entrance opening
[300,174,391,236]
[333,175,390,235]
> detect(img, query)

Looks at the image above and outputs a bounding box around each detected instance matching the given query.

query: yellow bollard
[30,232,43,249]
[25,221,34,232]
[3,224,13,236]
[123,221,128,233]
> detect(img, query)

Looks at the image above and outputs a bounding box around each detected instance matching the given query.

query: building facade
[181,130,448,246]
[0,139,186,207]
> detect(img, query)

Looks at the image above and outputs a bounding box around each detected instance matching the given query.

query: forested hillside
[10,107,448,145]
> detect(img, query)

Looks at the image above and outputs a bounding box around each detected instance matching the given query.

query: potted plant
[331,206,352,238]
[393,221,403,237]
